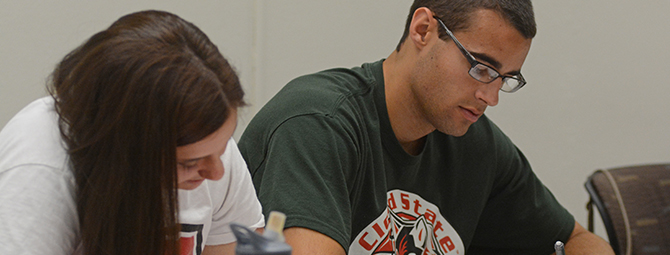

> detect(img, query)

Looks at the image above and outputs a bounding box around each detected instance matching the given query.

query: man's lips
[460,106,483,123]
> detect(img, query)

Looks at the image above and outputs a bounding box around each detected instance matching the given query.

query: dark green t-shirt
[239,60,574,255]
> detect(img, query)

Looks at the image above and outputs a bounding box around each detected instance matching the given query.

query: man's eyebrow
[470,52,521,75]
[470,52,502,70]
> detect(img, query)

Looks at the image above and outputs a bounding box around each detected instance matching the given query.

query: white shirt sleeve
[204,138,264,246]
[0,165,79,255]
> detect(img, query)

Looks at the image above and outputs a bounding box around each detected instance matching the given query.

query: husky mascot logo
[390,212,431,255]
[349,190,463,255]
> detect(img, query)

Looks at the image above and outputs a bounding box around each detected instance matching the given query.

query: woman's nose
[198,157,225,181]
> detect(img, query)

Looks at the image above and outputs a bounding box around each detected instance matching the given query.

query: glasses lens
[501,77,524,92]
[469,63,498,83]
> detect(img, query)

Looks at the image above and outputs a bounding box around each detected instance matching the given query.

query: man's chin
[437,124,471,137]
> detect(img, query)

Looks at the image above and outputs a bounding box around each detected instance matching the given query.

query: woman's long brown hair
[48,10,245,255]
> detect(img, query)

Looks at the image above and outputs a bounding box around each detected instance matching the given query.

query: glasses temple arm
[434,17,479,66]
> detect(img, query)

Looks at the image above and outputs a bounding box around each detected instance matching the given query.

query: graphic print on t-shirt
[349,190,464,255]
[180,224,204,255]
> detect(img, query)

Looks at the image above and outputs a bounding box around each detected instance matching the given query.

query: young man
[239,1,614,254]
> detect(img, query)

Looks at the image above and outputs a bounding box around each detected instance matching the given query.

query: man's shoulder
[256,63,381,120]
[285,64,378,99]
[239,62,384,164]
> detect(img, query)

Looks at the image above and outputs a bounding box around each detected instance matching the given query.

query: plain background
[2,0,669,243]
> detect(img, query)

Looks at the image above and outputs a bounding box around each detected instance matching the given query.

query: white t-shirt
[0,97,264,255]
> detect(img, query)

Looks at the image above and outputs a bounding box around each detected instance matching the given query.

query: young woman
[0,10,263,255]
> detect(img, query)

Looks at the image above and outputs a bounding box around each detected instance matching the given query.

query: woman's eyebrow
[178,157,204,164]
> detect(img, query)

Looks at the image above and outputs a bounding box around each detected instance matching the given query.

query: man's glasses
[434,16,526,93]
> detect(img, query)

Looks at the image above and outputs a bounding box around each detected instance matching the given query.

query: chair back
[585,163,670,255]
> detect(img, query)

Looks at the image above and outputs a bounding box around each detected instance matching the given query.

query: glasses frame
[433,16,527,93]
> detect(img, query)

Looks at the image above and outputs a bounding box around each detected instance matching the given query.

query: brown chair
[585,163,670,255]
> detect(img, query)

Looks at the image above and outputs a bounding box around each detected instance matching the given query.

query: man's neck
[382,50,435,155]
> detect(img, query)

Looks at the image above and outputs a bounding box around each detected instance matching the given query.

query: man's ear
[408,7,436,50]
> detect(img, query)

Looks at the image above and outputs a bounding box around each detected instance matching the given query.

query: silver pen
[554,241,565,255]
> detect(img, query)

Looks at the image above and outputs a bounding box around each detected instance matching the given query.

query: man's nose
[475,80,501,106]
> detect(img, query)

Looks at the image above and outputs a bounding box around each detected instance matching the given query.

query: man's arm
[562,221,614,255]
[284,227,346,255]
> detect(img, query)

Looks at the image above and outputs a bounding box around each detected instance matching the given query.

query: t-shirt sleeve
[206,138,265,246]
[247,114,359,251]
[467,123,575,255]
[0,165,79,255]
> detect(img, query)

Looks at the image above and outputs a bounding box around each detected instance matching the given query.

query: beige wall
[3,0,670,242]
